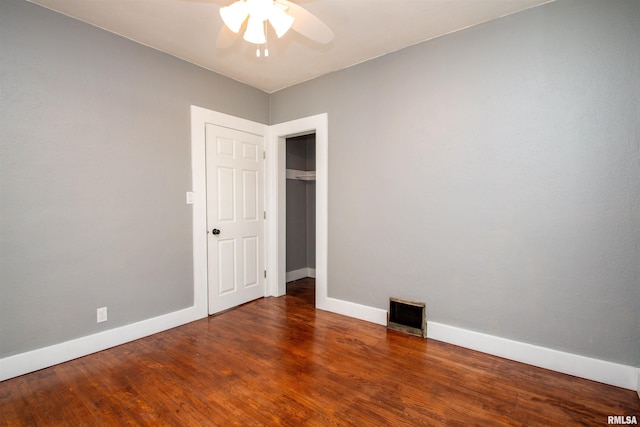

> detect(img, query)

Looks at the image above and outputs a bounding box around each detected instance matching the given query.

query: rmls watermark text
[608,416,638,425]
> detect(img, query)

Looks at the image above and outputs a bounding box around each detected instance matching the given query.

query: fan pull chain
[256,21,269,58]
[264,20,269,57]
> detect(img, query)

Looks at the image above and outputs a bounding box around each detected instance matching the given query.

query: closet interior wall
[285,134,316,281]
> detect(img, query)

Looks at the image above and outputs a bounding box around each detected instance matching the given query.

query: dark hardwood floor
[1,278,638,426]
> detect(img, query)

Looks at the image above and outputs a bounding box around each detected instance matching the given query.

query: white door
[205,123,265,314]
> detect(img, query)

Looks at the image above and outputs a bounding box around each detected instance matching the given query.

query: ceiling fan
[217,0,334,56]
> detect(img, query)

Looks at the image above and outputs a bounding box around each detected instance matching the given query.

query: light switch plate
[186,191,194,205]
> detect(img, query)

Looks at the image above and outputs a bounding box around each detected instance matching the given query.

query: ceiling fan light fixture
[268,6,294,38]
[218,0,331,53]
[220,0,249,33]
[243,15,266,44]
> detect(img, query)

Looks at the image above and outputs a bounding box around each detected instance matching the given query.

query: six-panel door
[205,124,264,314]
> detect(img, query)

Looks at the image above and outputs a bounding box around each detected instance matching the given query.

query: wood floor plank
[1,278,638,426]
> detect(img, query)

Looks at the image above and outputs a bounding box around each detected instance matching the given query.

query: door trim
[191,106,268,317]
[190,106,328,313]
[267,114,328,309]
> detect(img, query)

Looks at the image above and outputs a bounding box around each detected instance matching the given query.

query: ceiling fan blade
[278,0,334,44]
[216,25,240,49]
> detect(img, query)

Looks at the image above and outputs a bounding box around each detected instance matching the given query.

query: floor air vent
[387,298,427,338]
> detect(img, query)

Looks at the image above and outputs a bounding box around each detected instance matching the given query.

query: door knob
[211,228,221,235]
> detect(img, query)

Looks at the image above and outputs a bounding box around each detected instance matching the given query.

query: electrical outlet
[97,307,108,323]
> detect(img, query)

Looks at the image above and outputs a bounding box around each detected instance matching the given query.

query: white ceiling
[27,0,553,93]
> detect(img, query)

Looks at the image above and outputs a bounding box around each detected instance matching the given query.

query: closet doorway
[285,134,316,302]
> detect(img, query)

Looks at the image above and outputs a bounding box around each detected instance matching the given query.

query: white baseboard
[315,297,638,392]
[0,306,204,382]
[317,297,388,326]
[286,267,316,282]
[427,322,638,391]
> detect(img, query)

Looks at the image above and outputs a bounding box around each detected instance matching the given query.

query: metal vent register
[387,298,427,338]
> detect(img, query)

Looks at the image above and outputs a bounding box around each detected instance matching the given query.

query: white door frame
[191,106,269,317]
[267,114,328,309]
[190,106,329,313]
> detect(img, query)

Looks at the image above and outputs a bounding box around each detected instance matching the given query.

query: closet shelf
[286,169,316,181]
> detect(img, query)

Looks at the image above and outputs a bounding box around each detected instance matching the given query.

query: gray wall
[0,0,268,357]
[286,135,316,272]
[270,0,640,367]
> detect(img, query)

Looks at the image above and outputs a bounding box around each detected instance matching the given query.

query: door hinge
[264,270,267,278]
[264,211,266,219]
[263,151,266,159]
